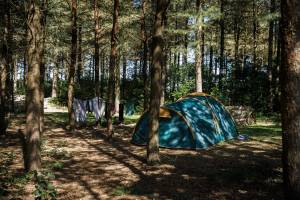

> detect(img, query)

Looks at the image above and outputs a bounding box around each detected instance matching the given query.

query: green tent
[131,93,238,149]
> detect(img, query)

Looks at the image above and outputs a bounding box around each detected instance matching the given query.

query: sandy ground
[1,112,283,200]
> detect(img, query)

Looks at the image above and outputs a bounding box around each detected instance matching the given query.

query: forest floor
[1,112,282,200]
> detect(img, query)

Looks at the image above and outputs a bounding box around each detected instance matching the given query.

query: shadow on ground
[1,113,283,200]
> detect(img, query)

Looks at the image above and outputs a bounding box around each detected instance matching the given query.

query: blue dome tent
[131,93,238,149]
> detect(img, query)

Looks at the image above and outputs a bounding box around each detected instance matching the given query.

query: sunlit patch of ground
[1,113,282,200]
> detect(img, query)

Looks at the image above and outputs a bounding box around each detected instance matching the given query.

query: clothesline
[73,97,106,123]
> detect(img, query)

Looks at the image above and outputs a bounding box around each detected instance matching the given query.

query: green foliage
[33,171,57,200]
[0,152,32,199]
[49,161,64,170]
[46,148,72,160]
[170,79,195,100]
[238,115,281,142]
[48,80,69,106]
[48,97,67,107]
[210,86,227,102]
[112,185,131,196]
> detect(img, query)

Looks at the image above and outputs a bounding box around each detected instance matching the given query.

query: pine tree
[281,0,300,198]
[24,0,44,171]
[147,0,170,165]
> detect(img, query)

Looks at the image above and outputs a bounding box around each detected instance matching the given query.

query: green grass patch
[238,117,281,142]
[124,114,141,125]
[45,112,68,125]
[112,185,132,196]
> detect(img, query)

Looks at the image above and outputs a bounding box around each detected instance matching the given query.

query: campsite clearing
[0,113,282,199]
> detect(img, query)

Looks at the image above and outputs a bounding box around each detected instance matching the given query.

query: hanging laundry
[73,98,87,123]
[89,97,106,121]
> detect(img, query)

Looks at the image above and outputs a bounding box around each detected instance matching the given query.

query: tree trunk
[141,0,149,111]
[115,56,120,115]
[252,0,257,71]
[100,52,105,98]
[119,55,126,122]
[267,0,275,112]
[94,0,100,97]
[77,26,82,83]
[183,0,188,65]
[107,0,119,138]
[68,0,77,131]
[39,0,47,133]
[13,57,18,102]
[0,0,10,135]
[147,0,169,165]
[160,11,168,105]
[209,43,213,90]
[52,54,59,98]
[234,17,240,80]
[281,0,300,199]
[219,0,225,90]
[195,0,203,92]
[24,0,43,171]
[273,21,281,111]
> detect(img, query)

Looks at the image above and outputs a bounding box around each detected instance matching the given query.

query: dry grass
[0,113,282,200]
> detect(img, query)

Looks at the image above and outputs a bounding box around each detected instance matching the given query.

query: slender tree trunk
[160,10,168,105]
[24,0,44,171]
[94,0,100,97]
[267,0,275,112]
[141,0,149,111]
[209,43,213,90]
[68,0,77,131]
[52,54,59,98]
[77,26,82,83]
[119,55,126,122]
[281,0,300,199]
[252,0,257,71]
[13,57,17,98]
[147,0,169,165]
[273,21,281,111]
[115,56,120,115]
[183,0,188,65]
[100,52,105,98]
[107,0,119,138]
[39,0,47,133]
[234,18,240,79]
[219,0,225,89]
[0,0,13,135]
[195,0,203,92]
[0,0,10,135]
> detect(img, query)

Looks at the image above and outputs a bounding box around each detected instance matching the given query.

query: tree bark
[13,57,17,110]
[115,56,120,115]
[195,0,203,92]
[234,17,240,80]
[0,0,11,135]
[94,0,100,97]
[147,0,169,165]
[281,0,300,199]
[100,52,105,98]
[24,0,43,171]
[252,0,257,71]
[183,0,188,65]
[51,54,59,98]
[107,0,119,138]
[77,26,82,83]
[141,0,149,111]
[119,55,126,122]
[68,0,77,131]
[209,43,213,90]
[267,0,275,112]
[219,0,225,90]
[39,0,47,133]
[160,9,168,105]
